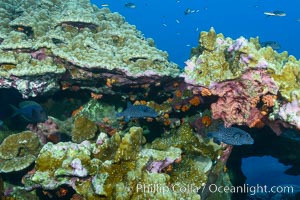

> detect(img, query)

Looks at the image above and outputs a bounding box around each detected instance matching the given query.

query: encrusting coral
[0,131,41,173]
[21,125,226,199]
[71,116,98,143]
[0,0,179,98]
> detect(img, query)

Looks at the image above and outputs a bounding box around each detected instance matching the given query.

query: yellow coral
[271,56,300,102]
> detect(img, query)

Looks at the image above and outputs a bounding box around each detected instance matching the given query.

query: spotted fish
[208,125,254,145]
[116,101,158,122]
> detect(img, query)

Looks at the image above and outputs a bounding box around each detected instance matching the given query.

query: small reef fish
[264,11,286,17]
[260,41,281,50]
[116,101,158,122]
[0,119,3,127]
[10,101,48,123]
[184,8,192,15]
[124,2,136,9]
[184,8,199,15]
[208,125,254,146]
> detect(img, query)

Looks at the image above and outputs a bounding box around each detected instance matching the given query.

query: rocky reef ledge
[0,0,179,98]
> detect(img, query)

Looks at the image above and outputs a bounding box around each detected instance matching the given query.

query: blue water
[91,0,300,68]
[242,156,300,187]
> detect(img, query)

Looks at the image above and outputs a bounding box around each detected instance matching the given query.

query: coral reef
[181,28,300,131]
[0,0,300,199]
[23,127,214,199]
[19,123,232,199]
[0,0,180,98]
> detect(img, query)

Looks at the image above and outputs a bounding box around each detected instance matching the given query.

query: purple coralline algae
[146,157,176,173]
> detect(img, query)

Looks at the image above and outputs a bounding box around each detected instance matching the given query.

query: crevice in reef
[227,126,300,200]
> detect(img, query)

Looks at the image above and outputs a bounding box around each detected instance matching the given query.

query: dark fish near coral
[260,41,281,50]
[10,101,47,123]
[208,125,254,145]
[116,102,158,122]
[124,2,136,9]
[0,120,3,127]
[264,11,286,17]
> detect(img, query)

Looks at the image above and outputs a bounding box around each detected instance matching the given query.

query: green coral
[71,115,98,143]
[184,28,239,86]
[199,27,218,51]
[79,99,118,123]
[149,123,220,160]
[0,131,41,173]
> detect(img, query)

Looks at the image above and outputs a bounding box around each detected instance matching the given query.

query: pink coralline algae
[210,69,278,127]
[27,117,60,144]
[227,37,247,52]
[70,158,88,177]
[146,157,175,173]
[278,100,300,130]
[220,144,233,163]
[0,76,57,98]
[30,48,47,60]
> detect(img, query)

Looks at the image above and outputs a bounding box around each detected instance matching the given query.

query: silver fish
[125,2,136,9]
[264,11,286,17]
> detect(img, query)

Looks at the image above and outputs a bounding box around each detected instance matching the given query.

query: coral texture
[0,131,41,173]
[0,0,179,98]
